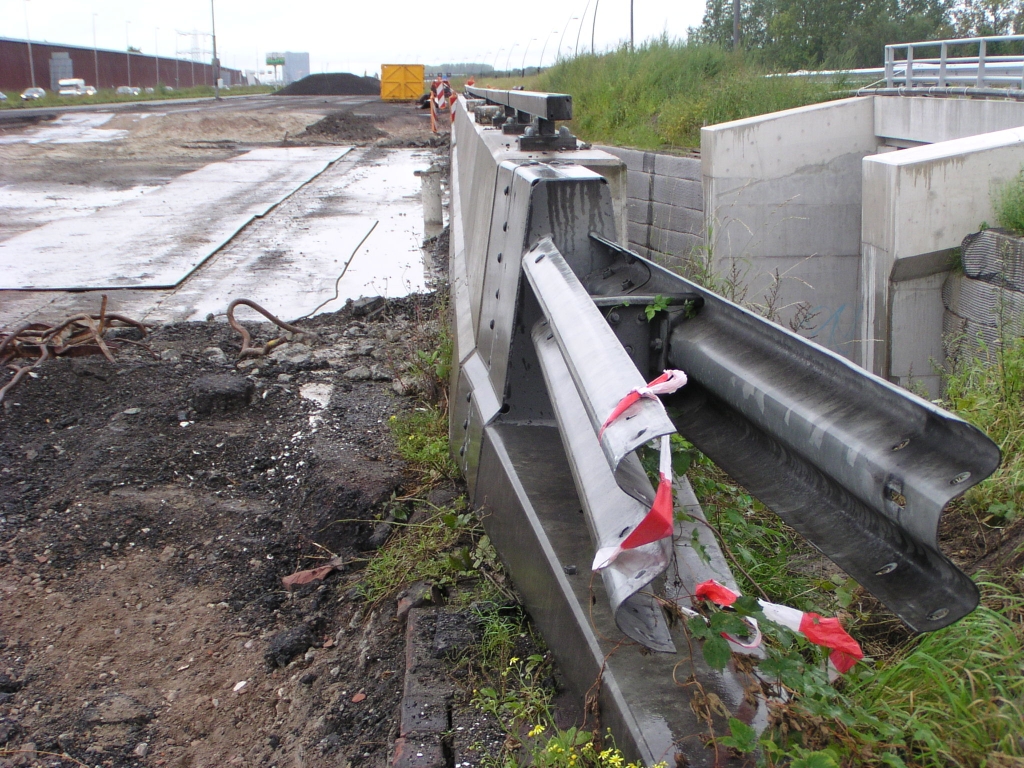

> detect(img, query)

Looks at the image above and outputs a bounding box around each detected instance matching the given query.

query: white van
[58,78,89,96]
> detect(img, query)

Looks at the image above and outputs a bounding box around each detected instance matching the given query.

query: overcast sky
[1,0,706,77]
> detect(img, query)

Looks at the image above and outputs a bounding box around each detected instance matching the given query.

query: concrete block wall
[596,146,703,268]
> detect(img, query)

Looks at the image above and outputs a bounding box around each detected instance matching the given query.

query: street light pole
[492,48,504,75]
[211,0,221,98]
[630,0,634,50]
[23,0,36,89]
[505,43,518,77]
[155,28,160,88]
[126,21,132,88]
[591,0,601,55]
[575,0,591,57]
[538,29,559,70]
[557,17,577,63]
[92,14,100,89]
[521,38,536,77]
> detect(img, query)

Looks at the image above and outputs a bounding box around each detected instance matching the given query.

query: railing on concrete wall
[450,87,1000,765]
[884,34,1024,90]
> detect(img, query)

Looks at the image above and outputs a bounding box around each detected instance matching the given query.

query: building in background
[0,36,241,91]
[267,51,309,85]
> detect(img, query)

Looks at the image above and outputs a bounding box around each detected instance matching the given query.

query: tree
[951,0,1024,35]
[691,0,951,69]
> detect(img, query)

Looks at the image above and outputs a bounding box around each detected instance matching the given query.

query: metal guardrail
[884,34,1024,89]
[449,91,1000,763]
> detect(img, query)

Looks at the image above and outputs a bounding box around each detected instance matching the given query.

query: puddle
[0,113,130,145]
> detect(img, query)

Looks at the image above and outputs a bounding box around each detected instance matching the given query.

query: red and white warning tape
[694,580,864,673]
[590,369,863,673]
[592,370,687,570]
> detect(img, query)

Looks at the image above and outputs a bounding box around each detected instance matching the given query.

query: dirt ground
[0,98,468,768]
[0,296,462,768]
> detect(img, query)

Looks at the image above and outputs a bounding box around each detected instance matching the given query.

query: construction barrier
[380,64,424,101]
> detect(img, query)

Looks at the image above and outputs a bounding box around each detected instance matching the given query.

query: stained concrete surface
[0,95,438,327]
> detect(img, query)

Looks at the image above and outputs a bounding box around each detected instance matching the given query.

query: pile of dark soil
[276,73,381,97]
[300,112,386,142]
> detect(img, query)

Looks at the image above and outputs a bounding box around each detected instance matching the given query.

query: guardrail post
[978,38,987,87]
[885,45,894,87]
[939,41,947,87]
[906,44,914,87]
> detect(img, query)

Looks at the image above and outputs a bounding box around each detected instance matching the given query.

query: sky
[0,0,707,78]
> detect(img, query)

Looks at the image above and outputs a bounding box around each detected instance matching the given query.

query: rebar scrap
[0,297,149,405]
[227,299,308,359]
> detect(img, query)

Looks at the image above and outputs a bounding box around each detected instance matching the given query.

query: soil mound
[276,73,381,96]
[299,111,386,142]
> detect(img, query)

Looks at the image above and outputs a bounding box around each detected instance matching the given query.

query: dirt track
[0,97,466,768]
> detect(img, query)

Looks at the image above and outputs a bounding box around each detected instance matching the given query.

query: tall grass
[945,336,1024,523]
[994,167,1024,234]
[843,583,1024,767]
[535,40,844,150]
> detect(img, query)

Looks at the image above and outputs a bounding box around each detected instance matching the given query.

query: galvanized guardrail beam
[449,90,1000,765]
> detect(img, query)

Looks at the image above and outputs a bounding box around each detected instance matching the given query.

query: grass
[530,40,845,150]
[389,406,458,481]
[945,336,1024,525]
[0,84,276,109]
[994,167,1024,234]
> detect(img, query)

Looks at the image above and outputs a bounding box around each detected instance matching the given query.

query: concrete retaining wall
[701,93,1024,393]
[596,146,703,268]
[701,97,878,360]
[876,96,1024,145]
[860,126,1024,394]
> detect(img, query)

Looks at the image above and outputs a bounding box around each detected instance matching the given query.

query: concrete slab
[0,147,434,328]
[0,146,351,291]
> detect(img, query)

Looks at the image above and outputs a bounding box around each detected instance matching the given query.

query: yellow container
[380,64,425,101]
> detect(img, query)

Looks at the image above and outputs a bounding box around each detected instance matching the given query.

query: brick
[400,695,449,738]
[651,204,705,237]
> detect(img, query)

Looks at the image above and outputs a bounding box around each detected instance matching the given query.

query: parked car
[84,86,97,96]
[20,87,46,100]
[115,86,141,96]
[0,91,8,102]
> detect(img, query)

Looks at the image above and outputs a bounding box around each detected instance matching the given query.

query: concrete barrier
[701,94,1024,393]
[860,126,1024,393]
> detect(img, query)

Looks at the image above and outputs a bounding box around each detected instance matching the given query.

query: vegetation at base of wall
[676,432,1024,766]
[532,41,845,150]
[993,166,1024,234]
[0,84,276,109]
[945,334,1024,524]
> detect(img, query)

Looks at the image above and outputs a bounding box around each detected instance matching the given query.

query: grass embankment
[531,41,845,150]
[0,84,276,109]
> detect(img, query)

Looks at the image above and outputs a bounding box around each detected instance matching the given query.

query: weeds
[389,407,458,481]
[994,166,1024,234]
[945,336,1024,524]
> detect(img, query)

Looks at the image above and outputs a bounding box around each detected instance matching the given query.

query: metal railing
[884,34,1024,89]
